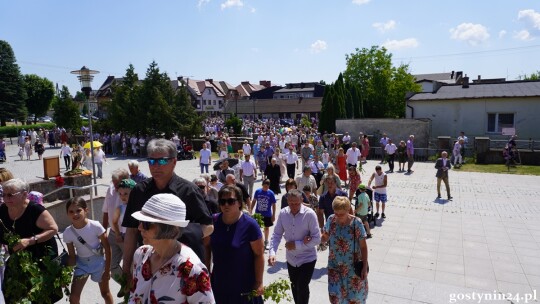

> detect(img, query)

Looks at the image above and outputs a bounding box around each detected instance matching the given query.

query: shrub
[0,123,56,138]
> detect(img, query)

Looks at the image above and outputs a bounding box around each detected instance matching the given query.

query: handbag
[52,233,69,266]
[352,219,368,277]
[68,226,104,256]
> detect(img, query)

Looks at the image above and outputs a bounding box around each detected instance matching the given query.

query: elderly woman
[0,178,60,301]
[206,185,264,304]
[130,193,214,303]
[321,196,368,304]
[320,164,342,195]
[0,168,14,205]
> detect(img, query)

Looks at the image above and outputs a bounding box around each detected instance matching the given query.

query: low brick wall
[30,174,91,203]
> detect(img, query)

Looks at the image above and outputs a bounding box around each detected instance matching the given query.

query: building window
[487,113,514,133]
[213,100,216,105]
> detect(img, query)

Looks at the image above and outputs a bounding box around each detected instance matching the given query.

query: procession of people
[0,116,505,304]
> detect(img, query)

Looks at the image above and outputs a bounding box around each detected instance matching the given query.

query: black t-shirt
[122,174,212,259]
[235,182,250,204]
[0,202,58,259]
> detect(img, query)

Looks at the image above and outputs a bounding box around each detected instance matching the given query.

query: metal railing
[43,183,110,220]
[490,139,539,151]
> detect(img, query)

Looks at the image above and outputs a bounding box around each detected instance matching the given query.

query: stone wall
[30,174,91,202]
[46,196,104,231]
[336,118,431,148]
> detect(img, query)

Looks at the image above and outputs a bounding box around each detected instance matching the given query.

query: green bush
[225,115,243,135]
[0,123,56,138]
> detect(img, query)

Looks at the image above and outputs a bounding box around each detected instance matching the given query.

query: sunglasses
[147,157,174,166]
[218,198,238,206]
[140,221,154,230]
[2,191,22,198]
[197,185,206,190]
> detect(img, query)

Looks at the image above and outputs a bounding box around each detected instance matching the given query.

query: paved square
[1,142,539,303]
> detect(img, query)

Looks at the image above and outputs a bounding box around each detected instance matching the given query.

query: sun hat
[132,193,189,227]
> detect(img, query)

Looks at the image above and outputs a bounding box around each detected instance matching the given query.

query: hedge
[0,123,56,138]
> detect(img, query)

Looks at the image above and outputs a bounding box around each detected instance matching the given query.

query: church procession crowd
[0,117,473,304]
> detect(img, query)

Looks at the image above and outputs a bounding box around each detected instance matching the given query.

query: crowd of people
[0,116,511,304]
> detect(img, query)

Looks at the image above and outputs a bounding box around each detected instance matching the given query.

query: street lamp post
[234,90,239,117]
[71,66,99,196]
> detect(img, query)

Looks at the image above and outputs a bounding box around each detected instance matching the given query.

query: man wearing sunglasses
[122,139,213,284]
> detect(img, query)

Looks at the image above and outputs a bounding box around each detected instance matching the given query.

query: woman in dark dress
[265,157,281,194]
[34,139,45,160]
[205,185,264,304]
[397,140,407,172]
[0,178,60,301]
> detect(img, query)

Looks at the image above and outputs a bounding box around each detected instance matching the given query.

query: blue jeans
[96,162,103,178]
[200,163,209,174]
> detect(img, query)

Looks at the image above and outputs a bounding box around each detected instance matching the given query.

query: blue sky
[1,0,540,95]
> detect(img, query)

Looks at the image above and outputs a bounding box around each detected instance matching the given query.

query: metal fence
[489,139,539,151]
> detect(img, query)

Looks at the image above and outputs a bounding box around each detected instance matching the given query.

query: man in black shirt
[225,173,252,211]
[122,139,213,278]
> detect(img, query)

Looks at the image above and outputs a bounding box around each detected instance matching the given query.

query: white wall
[407,97,540,139]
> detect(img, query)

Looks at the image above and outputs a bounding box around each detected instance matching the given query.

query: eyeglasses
[2,191,22,198]
[140,221,154,230]
[147,157,174,166]
[218,198,238,206]
[197,185,206,190]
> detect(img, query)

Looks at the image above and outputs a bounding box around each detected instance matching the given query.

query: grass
[455,163,540,176]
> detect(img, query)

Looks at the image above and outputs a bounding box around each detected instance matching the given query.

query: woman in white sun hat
[129,193,215,304]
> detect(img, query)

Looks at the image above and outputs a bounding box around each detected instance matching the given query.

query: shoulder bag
[52,233,69,266]
[68,226,104,256]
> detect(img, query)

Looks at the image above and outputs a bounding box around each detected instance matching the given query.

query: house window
[213,100,216,105]
[487,113,514,133]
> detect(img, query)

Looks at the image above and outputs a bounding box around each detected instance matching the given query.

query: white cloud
[518,9,540,30]
[352,0,370,5]
[197,0,210,8]
[221,0,243,9]
[250,7,256,13]
[310,40,328,53]
[449,23,490,46]
[372,20,396,33]
[381,38,418,50]
[514,30,533,41]
[499,30,507,38]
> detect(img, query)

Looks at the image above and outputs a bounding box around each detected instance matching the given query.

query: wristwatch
[32,235,38,245]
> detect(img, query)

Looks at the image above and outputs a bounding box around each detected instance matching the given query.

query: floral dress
[129,244,214,304]
[324,215,368,304]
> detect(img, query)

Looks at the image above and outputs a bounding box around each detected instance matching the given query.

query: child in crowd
[111,179,136,245]
[322,148,330,169]
[250,179,276,250]
[302,185,319,210]
[64,197,113,304]
[354,184,372,238]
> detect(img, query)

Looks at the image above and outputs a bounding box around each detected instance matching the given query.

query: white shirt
[60,145,71,156]
[63,220,106,258]
[346,147,361,165]
[342,135,351,144]
[310,160,324,174]
[453,142,462,155]
[373,172,387,194]
[286,152,299,164]
[385,143,397,154]
[94,149,106,163]
[102,183,123,228]
[241,159,256,176]
[242,144,252,155]
[380,137,389,146]
[279,140,286,150]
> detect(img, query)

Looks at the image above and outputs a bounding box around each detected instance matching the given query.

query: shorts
[74,254,105,282]
[357,215,368,222]
[374,192,387,203]
[263,216,274,228]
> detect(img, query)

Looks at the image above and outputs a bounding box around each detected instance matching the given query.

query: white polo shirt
[346,147,361,165]
[286,152,298,165]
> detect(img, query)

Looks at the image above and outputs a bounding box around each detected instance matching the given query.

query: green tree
[107,62,203,137]
[0,40,27,126]
[522,71,540,80]
[53,86,82,133]
[344,46,420,118]
[81,103,88,115]
[23,74,55,124]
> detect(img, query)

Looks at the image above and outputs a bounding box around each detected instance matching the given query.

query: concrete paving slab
[1,140,539,303]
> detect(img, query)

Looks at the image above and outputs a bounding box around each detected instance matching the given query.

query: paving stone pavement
[1,140,539,303]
